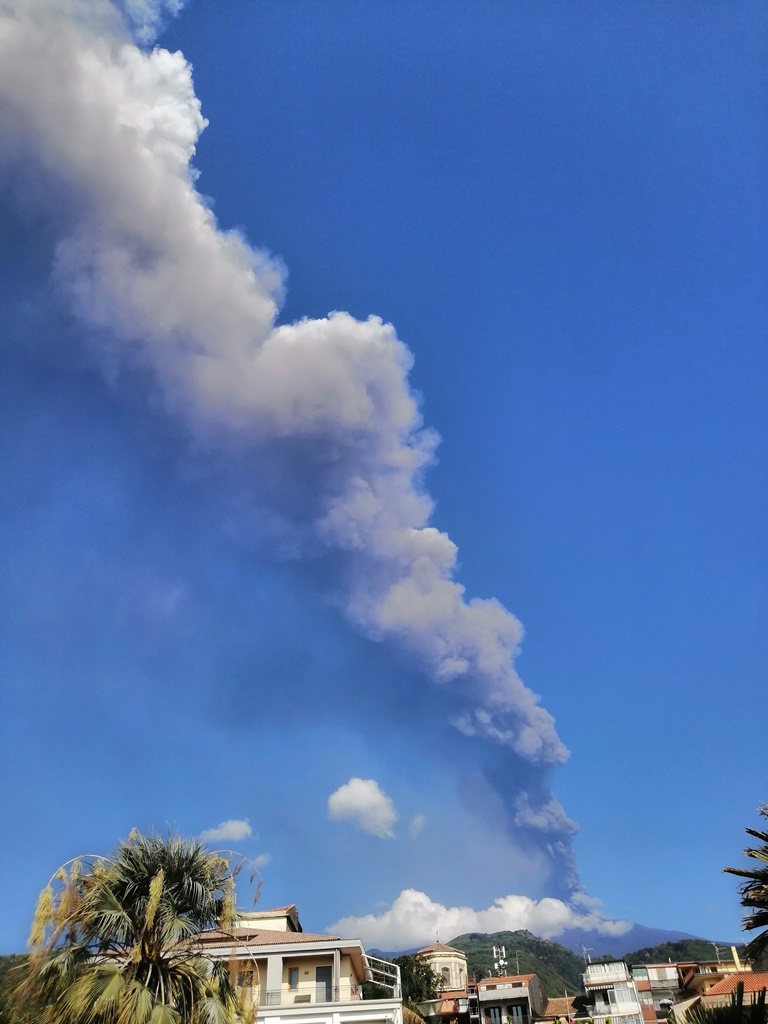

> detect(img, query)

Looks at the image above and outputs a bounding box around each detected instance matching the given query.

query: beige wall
[420,950,467,990]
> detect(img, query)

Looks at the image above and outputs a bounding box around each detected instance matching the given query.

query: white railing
[592,1013,642,1024]
[364,955,402,1000]
[263,985,360,1006]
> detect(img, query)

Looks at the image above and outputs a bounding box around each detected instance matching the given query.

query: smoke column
[0,0,577,873]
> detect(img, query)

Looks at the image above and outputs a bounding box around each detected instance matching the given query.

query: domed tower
[417,942,468,991]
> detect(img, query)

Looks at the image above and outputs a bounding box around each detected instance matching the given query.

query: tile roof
[702,972,768,997]
[479,975,536,986]
[543,996,577,1017]
[197,928,342,946]
[418,942,464,955]
[437,998,463,1014]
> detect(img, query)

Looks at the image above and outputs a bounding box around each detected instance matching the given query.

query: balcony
[585,964,631,986]
[591,1013,643,1024]
[478,984,529,1001]
[262,985,361,1006]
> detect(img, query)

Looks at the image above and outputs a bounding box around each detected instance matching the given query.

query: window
[443,969,451,983]
[489,1008,503,1024]
[289,968,299,990]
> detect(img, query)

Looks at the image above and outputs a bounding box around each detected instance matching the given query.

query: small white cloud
[253,853,271,869]
[327,889,632,949]
[410,814,426,837]
[200,819,253,844]
[328,778,397,839]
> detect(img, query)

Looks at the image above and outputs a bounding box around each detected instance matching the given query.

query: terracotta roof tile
[479,975,536,986]
[418,942,464,955]
[543,996,577,1016]
[702,973,768,997]
[197,928,341,946]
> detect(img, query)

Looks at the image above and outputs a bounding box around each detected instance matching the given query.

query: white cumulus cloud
[327,889,632,948]
[328,778,398,839]
[199,818,253,844]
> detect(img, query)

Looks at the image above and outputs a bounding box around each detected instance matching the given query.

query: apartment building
[583,961,643,1024]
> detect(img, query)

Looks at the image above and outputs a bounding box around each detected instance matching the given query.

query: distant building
[631,963,682,1019]
[676,951,751,997]
[476,974,548,1024]
[417,943,469,990]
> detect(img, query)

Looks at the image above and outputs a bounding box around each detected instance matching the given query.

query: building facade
[583,961,643,1024]
[476,974,547,1024]
[197,906,403,1024]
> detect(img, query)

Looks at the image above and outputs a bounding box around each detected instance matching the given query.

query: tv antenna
[493,945,508,977]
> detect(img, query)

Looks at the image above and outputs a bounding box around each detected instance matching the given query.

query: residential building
[677,952,751,997]
[418,988,473,1024]
[475,974,547,1024]
[697,971,768,1008]
[630,964,681,1019]
[583,961,643,1024]
[196,905,403,1024]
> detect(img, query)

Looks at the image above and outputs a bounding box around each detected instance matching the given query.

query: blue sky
[1,0,766,954]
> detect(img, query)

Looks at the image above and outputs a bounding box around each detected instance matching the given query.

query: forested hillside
[622,939,746,964]
[448,930,587,995]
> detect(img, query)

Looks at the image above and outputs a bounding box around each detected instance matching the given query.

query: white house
[196,905,403,1024]
[475,974,547,1024]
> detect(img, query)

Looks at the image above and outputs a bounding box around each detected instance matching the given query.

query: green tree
[16,830,257,1024]
[392,955,443,1007]
[724,804,768,963]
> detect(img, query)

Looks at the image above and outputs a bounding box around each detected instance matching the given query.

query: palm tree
[724,803,768,963]
[17,831,257,1024]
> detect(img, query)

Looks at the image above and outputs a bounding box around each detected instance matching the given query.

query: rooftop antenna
[711,944,722,964]
[493,945,508,977]
[581,945,593,964]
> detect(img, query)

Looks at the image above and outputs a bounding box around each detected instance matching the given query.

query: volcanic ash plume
[0,0,571,834]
